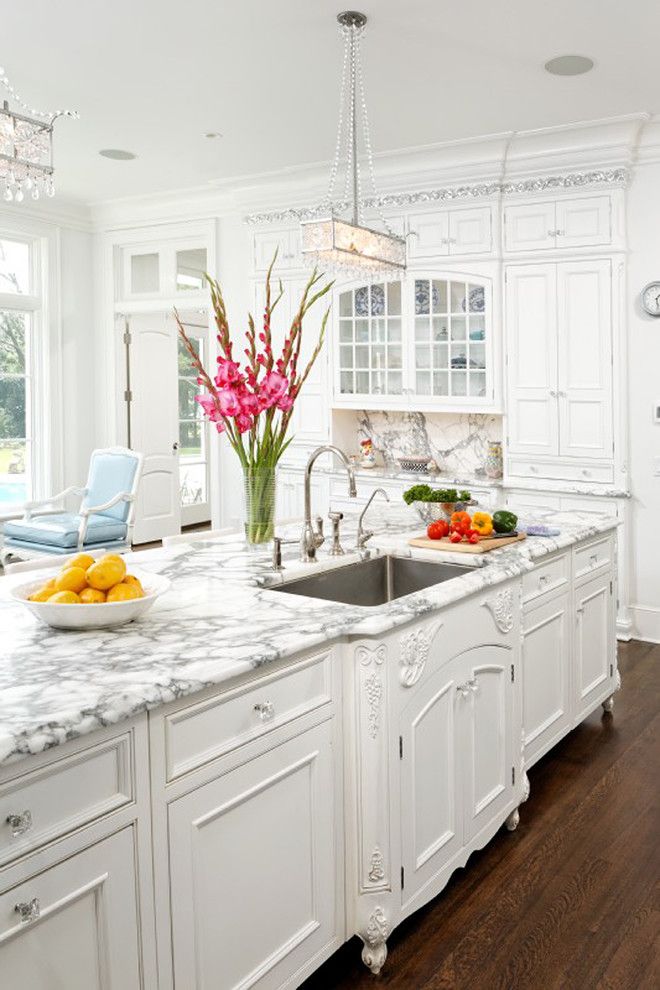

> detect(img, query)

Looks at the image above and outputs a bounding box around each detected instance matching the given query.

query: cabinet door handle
[254,701,275,722]
[556,229,565,236]
[467,677,478,692]
[538,575,548,586]
[590,554,598,567]
[558,390,567,398]
[6,810,32,837]
[547,229,556,238]
[456,683,469,698]
[14,898,40,923]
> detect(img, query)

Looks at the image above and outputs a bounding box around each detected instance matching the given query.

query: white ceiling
[4,0,660,204]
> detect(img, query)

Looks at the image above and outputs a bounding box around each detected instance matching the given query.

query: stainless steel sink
[271,554,472,608]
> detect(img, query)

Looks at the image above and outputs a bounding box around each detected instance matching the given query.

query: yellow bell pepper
[471,511,494,537]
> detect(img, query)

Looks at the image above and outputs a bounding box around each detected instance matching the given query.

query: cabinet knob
[549,389,558,398]
[14,898,40,923]
[538,575,548,586]
[558,390,567,398]
[547,230,556,238]
[254,701,275,722]
[6,810,32,837]
[590,554,598,567]
[456,683,469,698]
[467,677,478,692]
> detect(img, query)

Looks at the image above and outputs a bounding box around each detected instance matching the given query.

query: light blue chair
[1,447,144,564]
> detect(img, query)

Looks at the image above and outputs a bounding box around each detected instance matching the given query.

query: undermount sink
[271,554,472,608]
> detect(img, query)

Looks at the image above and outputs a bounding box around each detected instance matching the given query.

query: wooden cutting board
[409,533,526,554]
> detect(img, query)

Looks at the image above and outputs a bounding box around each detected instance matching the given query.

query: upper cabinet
[254,227,302,272]
[408,206,492,259]
[505,259,613,478]
[119,238,210,302]
[334,273,494,410]
[503,195,612,253]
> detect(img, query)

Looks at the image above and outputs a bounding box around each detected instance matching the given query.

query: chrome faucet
[301,445,357,562]
[357,488,390,557]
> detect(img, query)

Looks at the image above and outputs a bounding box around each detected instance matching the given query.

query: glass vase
[242,466,277,546]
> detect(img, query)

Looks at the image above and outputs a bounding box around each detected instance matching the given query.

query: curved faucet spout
[357,487,390,556]
[301,445,357,562]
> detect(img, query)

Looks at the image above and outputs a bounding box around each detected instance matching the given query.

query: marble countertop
[0,505,618,769]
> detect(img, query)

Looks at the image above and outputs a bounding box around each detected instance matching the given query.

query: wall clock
[641,281,660,316]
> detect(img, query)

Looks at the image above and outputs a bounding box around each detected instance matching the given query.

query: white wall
[625,157,660,641]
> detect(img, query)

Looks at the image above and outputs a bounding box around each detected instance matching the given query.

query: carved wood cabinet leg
[505,807,520,832]
[522,770,531,803]
[360,907,389,974]
[602,695,615,713]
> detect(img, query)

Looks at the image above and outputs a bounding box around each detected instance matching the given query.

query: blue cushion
[4,512,127,549]
[82,452,139,522]
[4,537,128,556]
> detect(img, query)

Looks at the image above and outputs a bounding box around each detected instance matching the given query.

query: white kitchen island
[0,507,619,989]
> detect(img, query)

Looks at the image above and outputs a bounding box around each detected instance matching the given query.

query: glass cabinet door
[337,281,403,396]
[414,277,487,400]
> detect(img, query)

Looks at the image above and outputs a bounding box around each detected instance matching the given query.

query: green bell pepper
[492,510,518,534]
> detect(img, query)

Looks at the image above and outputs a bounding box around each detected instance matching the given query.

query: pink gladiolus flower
[236,413,253,434]
[217,388,242,417]
[239,391,260,416]
[260,371,289,407]
[215,420,226,434]
[276,392,294,411]
[215,358,242,387]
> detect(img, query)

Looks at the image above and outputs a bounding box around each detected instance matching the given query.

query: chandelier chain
[0,66,79,122]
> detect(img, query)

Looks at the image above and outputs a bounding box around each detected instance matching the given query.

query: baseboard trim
[629,605,660,644]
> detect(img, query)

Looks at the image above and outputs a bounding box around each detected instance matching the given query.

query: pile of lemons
[28,553,145,605]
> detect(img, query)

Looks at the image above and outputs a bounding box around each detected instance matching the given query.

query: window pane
[0,311,26,373]
[178,334,201,374]
[0,377,26,438]
[0,238,30,294]
[180,462,207,505]
[415,279,430,315]
[176,248,207,292]
[339,291,353,317]
[339,319,354,342]
[0,441,27,506]
[450,281,466,313]
[370,283,385,316]
[130,252,159,293]
[387,281,401,315]
[179,420,203,457]
[179,379,200,420]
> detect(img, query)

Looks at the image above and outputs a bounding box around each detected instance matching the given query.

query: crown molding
[0,197,94,233]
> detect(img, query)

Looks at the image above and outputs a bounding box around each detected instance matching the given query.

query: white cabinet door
[522,593,572,767]
[556,195,611,249]
[462,646,516,842]
[168,722,340,990]
[399,657,463,906]
[289,276,330,446]
[574,571,615,721]
[504,201,556,252]
[129,313,182,543]
[557,260,613,460]
[0,828,141,989]
[505,265,559,457]
[254,228,301,272]
[407,210,450,258]
[449,206,492,255]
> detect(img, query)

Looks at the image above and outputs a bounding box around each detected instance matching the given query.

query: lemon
[48,590,81,604]
[124,574,144,594]
[28,586,54,603]
[79,587,106,604]
[106,582,143,603]
[64,553,95,572]
[43,578,57,591]
[86,557,126,591]
[54,566,88,594]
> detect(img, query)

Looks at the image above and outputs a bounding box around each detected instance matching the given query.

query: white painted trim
[629,606,660,644]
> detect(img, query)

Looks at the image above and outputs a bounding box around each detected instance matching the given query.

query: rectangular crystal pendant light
[301,216,406,273]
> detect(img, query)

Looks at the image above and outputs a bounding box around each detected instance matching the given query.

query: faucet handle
[328,511,345,556]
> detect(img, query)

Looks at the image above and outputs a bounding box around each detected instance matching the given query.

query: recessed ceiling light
[99,148,137,160]
[205,132,223,139]
[544,55,594,76]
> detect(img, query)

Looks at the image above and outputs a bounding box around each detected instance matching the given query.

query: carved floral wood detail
[361,906,389,975]
[399,623,442,687]
[368,846,386,883]
[357,644,386,739]
[482,588,515,634]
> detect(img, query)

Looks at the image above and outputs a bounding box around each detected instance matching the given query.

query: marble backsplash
[334,410,503,476]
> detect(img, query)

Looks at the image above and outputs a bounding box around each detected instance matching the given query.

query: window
[0,236,40,510]
[177,334,209,520]
[338,281,403,395]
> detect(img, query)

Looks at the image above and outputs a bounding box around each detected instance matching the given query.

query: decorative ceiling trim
[244,167,630,225]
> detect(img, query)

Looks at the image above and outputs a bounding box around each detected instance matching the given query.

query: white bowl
[11,567,171,630]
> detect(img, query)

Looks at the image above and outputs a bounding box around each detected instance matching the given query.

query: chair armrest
[79,491,135,517]
[23,487,87,520]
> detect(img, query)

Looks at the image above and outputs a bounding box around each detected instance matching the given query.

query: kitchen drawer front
[522,553,569,607]
[574,536,613,581]
[0,733,133,868]
[508,457,614,484]
[164,651,333,781]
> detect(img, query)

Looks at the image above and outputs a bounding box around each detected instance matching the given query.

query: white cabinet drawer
[0,733,134,868]
[522,553,569,607]
[164,651,333,780]
[574,536,613,581]
[508,457,614,484]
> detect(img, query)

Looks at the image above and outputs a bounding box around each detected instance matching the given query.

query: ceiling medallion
[301,12,406,275]
[0,66,78,203]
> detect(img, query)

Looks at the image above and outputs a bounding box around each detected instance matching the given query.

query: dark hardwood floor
[301,640,660,990]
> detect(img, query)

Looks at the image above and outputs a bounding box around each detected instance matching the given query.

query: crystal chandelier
[301,11,406,275]
[0,66,78,203]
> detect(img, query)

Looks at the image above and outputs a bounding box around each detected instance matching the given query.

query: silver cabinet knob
[549,389,558,398]
[456,683,469,698]
[547,230,556,237]
[254,701,275,722]
[6,810,32,838]
[467,677,478,692]
[14,898,40,923]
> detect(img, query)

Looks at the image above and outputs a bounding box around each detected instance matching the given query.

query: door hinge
[512,766,516,785]
[123,331,131,345]
[401,866,405,890]
[610,580,613,595]
[511,663,515,683]
[399,736,403,760]
[123,389,132,403]
[610,663,614,677]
